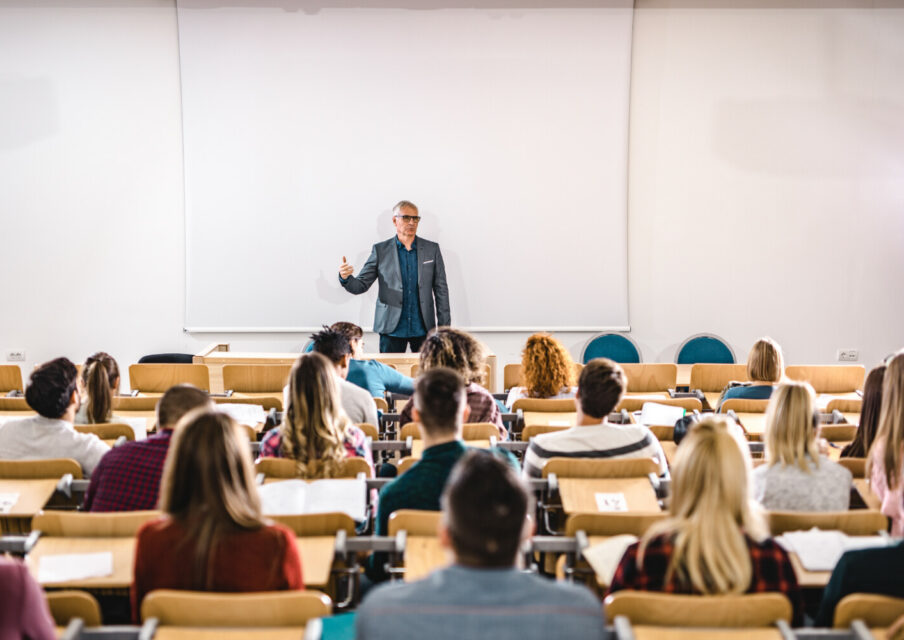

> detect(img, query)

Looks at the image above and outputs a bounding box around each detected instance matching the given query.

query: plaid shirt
[84,430,173,512]
[400,382,505,438]
[607,533,803,625]
[258,425,373,472]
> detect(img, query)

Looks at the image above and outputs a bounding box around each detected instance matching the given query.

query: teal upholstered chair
[581,333,641,364]
[676,334,735,364]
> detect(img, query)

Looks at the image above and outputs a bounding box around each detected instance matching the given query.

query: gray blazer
[341,236,451,335]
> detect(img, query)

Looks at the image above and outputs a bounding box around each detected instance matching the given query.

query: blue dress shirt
[389,236,426,338]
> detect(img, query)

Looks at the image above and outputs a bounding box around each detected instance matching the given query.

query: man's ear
[462,403,471,422]
[69,389,80,409]
[438,520,453,552]
[412,407,421,423]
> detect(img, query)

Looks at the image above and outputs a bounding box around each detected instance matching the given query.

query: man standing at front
[339,201,450,353]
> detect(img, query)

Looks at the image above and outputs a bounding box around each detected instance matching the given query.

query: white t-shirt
[0,415,109,477]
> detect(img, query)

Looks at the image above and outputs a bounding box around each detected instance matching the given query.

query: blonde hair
[764,381,820,472]
[158,408,265,589]
[639,417,765,595]
[747,337,784,383]
[280,352,352,479]
[869,353,904,490]
[420,328,487,385]
[521,333,575,398]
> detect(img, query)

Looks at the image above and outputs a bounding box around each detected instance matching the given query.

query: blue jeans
[379,334,426,353]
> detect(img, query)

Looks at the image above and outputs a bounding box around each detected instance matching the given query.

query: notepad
[118,417,147,440]
[595,492,628,512]
[217,403,268,426]
[635,402,686,427]
[0,493,19,514]
[259,478,367,521]
[582,534,638,585]
[37,552,113,583]
[777,529,890,572]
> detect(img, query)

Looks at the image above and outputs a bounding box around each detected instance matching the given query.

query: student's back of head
[764,380,819,470]
[870,352,904,491]
[419,328,486,385]
[747,337,784,384]
[576,358,626,420]
[26,357,78,419]
[80,352,120,424]
[441,450,530,568]
[521,333,575,398]
[310,326,352,367]
[843,364,886,458]
[413,367,466,439]
[156,384,212,431]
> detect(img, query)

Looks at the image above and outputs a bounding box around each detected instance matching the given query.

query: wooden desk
[624,392,671,401]
[295,536,335,588]
[410,439,491,459]
[733,413,766,440]
[404,535,447,582]
[558,478,661,514]
[854,479,881,511]
[153,629,307,640]
[632,628,783,640]
[787,551,830,588]
[26,537,135,590]
[0,478,58,534]
[522,412,576,427]
[703,392,721,411]
[660,441,678,467]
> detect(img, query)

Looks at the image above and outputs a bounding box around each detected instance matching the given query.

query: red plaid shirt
[400,382,505,439]
[259,425,373,474]
[84,430,173,512]
[607,533,803,626]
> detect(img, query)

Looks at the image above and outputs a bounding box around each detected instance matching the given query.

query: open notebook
[259,478,366,522]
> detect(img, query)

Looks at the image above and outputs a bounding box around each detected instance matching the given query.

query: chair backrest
[582,333,642,364]
[269,512,357,537]
[374,397,389,412]
[0,364,23,393]
[397,456,419,474]
[766,510,889,536]
[461,423,499,440]
[720,398,770,414]
[616,397,702,413]
[45,590,102,627]
[0,397,30,411]
[676,334,736,365]
[511,398,576,413]
[565,512,667,537]
[834,594,904,629]
[620,364,678,392]
[837,457,866,478]
[32,510,160,537]
[503,362,583,391]
[357,423,379,440]
[74,423,135,441]
[521,424,569,441]
[542,457,659,479]
[113,396,159,411]
[603,591,792,626]
[0,458,83,480]
[222,364,291,392]
[214,395,282,412]
[400,422,421,440]
[826,398,862,414]
[137,353,194,364]
[689,364,750,392]
[255,456,371,479]
[818,424,857,442]
[388,509,442,536]
[129,363,210,393]
[785,365,865,393]
[141,589,332,626]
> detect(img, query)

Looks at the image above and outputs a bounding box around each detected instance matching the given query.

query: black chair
[137,353,194,364]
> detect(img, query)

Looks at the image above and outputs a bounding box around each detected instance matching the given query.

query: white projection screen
[177,0,633,332]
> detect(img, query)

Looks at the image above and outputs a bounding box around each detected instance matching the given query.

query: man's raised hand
[339,256,354,279]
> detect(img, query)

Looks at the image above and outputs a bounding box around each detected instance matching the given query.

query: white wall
[1,0,902,390]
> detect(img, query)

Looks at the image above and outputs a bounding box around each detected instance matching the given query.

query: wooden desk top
[522,412,577,427]
[404,535,447,583]
[411,439,491,458]
[854,479,881,511]
[295,536,335,588]
[733,413,766,440]
[558,477,661,514]
[153,629,307,640]
[660,441,678,467]
[0,479,58,518]
[26,537,135,589]
[632,627,783,640]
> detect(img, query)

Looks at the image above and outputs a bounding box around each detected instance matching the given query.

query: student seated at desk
[867,352,904,535]
[0,556,56,640]
[717,337,784,411]
[331,321,415,399]
[84,384,212,511]
[74,351,123,424]
[357,450,606,640]
[753,381,851,511]
[841,363,885,458]
[0,357,108,476]
[132,409,303,621]
[522,358,667,478]
[310,326,379,426]
[505,333,577,408]
[259,352,373,477]
[366,367,517,583]
[607,418,803,626]
[398,328,505,439]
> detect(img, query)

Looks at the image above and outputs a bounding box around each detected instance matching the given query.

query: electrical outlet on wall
[837,349,859,362]
[6,350,26,362]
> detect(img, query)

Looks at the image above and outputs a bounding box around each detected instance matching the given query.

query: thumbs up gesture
[339,256,354,279]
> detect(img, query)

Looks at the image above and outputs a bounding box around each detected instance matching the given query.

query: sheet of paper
[778,529,890,572]
[259,478,367,522]
[0,493,19,514]
[595,492,628,512]
[582,534,637,585]
[548,420,571,427]
[217,403,267,426]
[636,402,686,427]
[816,394,835,411]
[117,417,147,440]
[37,552,113,583]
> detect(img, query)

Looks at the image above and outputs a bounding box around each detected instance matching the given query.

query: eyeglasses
[396,215,421,224]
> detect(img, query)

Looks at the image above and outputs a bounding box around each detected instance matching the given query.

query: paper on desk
[595,492,628,512]
[582,534,638,585]
[548,420,571,427]
[815,394,835,411]
[0,493,19,514]
[217,403,267,426]
[37,552,113,583]
[259,478,366,521]
[635,402,686,427]
[117,417,147,440]
[777,529,889,572]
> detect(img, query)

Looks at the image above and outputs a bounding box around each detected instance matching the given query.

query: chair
[222,364,291,393]
[397,456,419,474]
[566,512,667,538]
[373,397,389,412]
[689,363,749,392]
[0,364,23,394]
[819,424,857,443]
[838,457,866,478]
[45,590,102,627]
[616,396,702,413]
[138,353,194,364]
[676,334,736,364]
[399,422,498,443]
[0,458,82,480]
[503,362,583,392]
[255,456,372,479]
[827,398,863,414]
[834,594,904,629]
[74,423,135,441]
[31,511,159,536]
[621,364,678,393]
[603,591,792,626]
[357,423,379,440]
[214,395,282,413]
[387,509,444,582]
[141,589,332,626]
[766,510,888,537]
[785,365,865,394]
[269,513,357,591]
[521,424,570,441]
[113,396,159,411]
[512,398,576,413]
[0,397,30,410]
[542,457,659,479]
[582,333,641,364]
[129,363,210,393]
[720,398,770,414]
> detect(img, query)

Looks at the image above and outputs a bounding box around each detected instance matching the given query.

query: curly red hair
[521,333,575,398]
